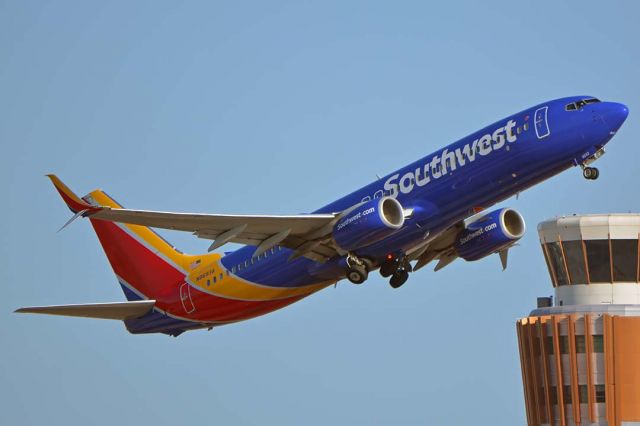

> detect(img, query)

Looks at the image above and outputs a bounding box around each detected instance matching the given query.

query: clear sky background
[1,1,639,425]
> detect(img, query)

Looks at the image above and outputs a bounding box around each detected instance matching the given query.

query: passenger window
[524,122,529,131]
[213,276,217,283]
[516,126,522,134]
[219,273,223,281]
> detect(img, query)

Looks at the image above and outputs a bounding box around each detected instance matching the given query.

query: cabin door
[179,282,196,314]
[534,106,550,139]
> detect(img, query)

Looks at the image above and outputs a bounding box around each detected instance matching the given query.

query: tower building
[517,214,640,426]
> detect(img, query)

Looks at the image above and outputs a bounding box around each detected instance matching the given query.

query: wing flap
[15,300,156,320]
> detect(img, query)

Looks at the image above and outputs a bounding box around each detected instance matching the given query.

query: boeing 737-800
[17,96,629,336]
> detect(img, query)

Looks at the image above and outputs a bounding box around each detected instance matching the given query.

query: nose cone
[604,102,629,133]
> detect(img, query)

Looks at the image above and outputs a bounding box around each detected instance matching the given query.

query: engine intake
[455,208,525,261]
[333,197,405,251]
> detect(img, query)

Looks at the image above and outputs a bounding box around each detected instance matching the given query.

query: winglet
[46,174,95,213]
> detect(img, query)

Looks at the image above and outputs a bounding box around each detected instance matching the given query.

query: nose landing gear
[582,166,599,180]
[577,146,604,181]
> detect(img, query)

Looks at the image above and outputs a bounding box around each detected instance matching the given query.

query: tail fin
[47,175,219,302]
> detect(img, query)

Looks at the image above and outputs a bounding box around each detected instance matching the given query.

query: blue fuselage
[220,96,629,287]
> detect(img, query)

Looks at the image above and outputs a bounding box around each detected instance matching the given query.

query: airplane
[16,96,629,336]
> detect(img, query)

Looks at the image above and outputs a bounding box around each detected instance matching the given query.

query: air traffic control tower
[517,214,640,426]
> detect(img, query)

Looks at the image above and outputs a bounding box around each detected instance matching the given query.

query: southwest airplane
[17,96,629,336]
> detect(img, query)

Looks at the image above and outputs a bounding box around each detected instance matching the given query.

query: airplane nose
[604,102,629,132]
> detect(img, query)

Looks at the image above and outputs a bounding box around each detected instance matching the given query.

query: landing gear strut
[380,254,412,288]
[346,253,368,284]
[583,166,599,180]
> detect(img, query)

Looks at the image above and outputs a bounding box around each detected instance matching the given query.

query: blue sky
[1,1,639,425]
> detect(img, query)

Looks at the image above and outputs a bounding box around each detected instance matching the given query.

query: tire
[583,167,594,180]
[380,263,394,278]
[389,270,409,288]
[347,265,368,284]
[592,168,600,180]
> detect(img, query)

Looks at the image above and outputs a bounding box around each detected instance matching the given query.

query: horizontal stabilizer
[15,300,155,320]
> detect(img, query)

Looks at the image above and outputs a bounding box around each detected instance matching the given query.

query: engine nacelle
[333,197,405,252]
[455,208,525,261]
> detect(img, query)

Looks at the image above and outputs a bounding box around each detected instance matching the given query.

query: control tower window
[563,240,588,284]
[541,244,558,287]
[545,242,569,286]
[611,239,638,282]
[585,240,612,283]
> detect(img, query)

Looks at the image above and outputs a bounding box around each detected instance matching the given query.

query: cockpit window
[565,98,601,111]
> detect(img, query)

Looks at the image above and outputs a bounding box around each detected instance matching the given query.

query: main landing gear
[346,253,368,284]
[345,253,411,288]
[380,254,411,288]
[582,166,599,180]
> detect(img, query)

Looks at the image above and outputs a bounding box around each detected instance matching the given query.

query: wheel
[379,262,395,278]
[583,167,598,180]
[389,270,409,288]
[347,264,368,284]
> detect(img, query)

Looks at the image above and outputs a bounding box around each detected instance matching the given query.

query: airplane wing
[408,225,462,272]
[48,175,341,262]
[408,211,492,272]
[408,211,515,272]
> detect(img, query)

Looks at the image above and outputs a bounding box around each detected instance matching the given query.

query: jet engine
[454,208,525,261]
[333,197,405,252]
